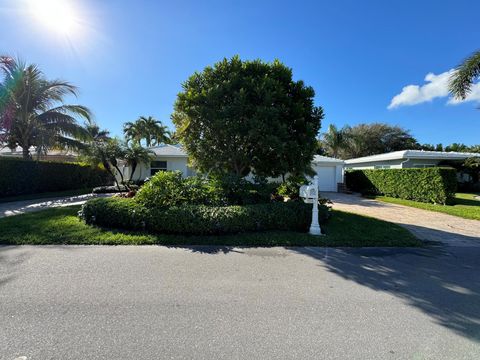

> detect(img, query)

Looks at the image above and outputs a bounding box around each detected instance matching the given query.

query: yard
[0,205,420,247]
[374,193,480,220]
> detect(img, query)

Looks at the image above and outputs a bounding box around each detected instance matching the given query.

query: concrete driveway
[1,245,479,359]
[0,193,111,218]
[324,192,480,247]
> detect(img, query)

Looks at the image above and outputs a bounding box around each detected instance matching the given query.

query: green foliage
[135,171,279,208]
[207,174,278,205]
[172,56,323,177]
[80,197,330,235]
[449,49,480,100]
[345,168,457,204]
[0,158,111,197]
[135,171,210,208]
[123,116,171,147]
[277,175,309,200]
[0,56,91,159]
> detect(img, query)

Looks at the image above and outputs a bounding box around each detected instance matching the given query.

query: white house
[344,150,478,170]
[119,144,345,192]
[120,144,195,181]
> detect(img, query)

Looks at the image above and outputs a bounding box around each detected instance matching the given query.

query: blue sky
[1,0,479,145]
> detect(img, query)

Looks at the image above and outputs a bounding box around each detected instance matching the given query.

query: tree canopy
[319,123,417,159]
[172,56,323,178]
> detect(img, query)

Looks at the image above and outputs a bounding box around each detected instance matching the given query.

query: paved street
[1,245,479,359]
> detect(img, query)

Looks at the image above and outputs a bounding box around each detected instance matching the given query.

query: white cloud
[388,69,480,109]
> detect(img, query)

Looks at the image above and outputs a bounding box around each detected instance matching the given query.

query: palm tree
[0,56,91,159]
[140,116,170,146]
[123,116,170,147]
[123,143,154,182]
[320,124,349,158]
[84,120,110,143]
[123,120,144,145]
[449,50,480,101]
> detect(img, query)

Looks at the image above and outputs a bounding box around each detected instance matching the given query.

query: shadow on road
[293,245,480,342]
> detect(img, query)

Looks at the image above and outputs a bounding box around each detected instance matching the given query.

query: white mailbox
[299,176,322,236]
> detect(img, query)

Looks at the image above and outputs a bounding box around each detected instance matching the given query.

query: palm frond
[449,50,480,100]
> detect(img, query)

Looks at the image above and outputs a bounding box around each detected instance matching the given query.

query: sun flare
[28,0,78,35]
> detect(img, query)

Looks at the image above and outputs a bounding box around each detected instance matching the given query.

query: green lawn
[0,188,92,204]
[0,206,420,247]
[375,193,480,220]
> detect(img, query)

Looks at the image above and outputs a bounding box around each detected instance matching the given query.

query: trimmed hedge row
[79,197,330,235]
[0,158,112,197]
[345,168,457,204]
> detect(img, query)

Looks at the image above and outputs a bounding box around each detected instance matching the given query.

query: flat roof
[312,155,344,164]
[345,150,479,164]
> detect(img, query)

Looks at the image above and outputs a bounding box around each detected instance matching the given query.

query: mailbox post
[299,175,322,236]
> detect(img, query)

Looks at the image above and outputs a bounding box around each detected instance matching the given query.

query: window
[374,165,390,169]
[150,161,167,176]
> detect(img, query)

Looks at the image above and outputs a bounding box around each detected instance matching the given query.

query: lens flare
[27,0,79,35]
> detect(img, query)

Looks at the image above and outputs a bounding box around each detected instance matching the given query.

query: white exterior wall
[119,156,194,182]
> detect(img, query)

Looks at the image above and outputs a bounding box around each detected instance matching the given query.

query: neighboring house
[120,144,195,181]
[344,150,478,170]
[0,146,78,162]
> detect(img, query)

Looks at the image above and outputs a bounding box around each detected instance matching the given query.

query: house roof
[149,144,188,157]
[345,150,479,164]
[312,155,344,164]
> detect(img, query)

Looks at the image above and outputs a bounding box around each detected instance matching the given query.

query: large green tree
[172,56,323,178]
[342,123,418,159]
[0,56,91,159]
[449,50,480,101]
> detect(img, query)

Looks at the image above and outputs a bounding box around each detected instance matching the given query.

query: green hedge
[80,197,330,235]
[0,158,112,197]
[345,168,457,204]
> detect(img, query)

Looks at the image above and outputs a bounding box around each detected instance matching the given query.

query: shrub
[135,171,279,208]
[345,168,457,204]
[0,158,111,197]
[93,185,139,194]
[80,197,330,235]
[135,171,213,208]
[276,175,309,200]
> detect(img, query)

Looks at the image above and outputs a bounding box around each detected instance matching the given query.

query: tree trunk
[129,162,137,182]
[22,146,31,160]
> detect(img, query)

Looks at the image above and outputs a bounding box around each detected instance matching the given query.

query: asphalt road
[1,245,480,359]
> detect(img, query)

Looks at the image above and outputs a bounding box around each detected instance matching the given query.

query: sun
[27,0,78,35]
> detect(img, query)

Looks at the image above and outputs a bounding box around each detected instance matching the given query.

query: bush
[93,185,139,194]
[135,171,214,208]
[80,197,330,235]
[135,171,279,208]
[0,158,111,197]
[277,175,309,200]
[345,168,457,204]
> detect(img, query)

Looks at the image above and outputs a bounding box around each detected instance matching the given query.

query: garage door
[314,166,337,192]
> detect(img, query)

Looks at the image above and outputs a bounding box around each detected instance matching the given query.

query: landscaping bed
[0,206,421,247]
